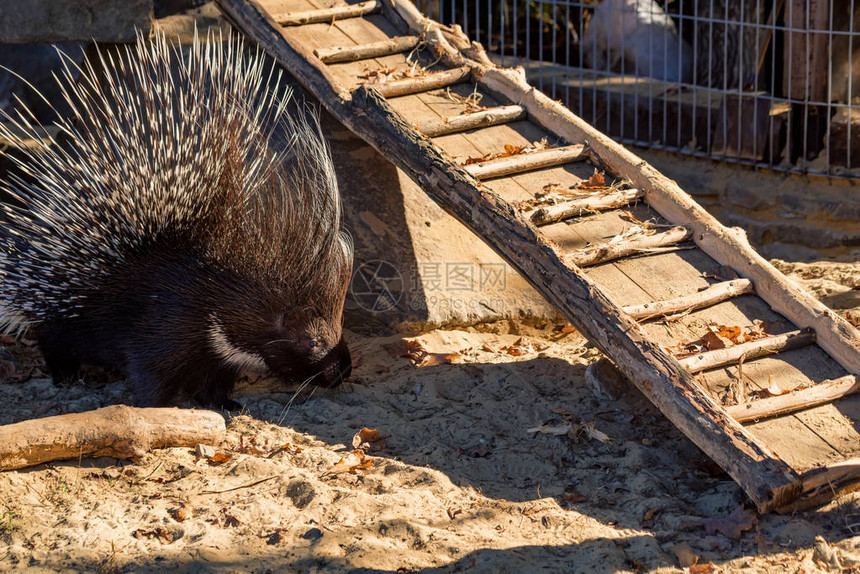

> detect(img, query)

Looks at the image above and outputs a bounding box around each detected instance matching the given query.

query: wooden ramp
[216,0,860,512]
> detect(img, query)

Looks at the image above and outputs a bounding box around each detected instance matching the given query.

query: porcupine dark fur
[0,33,354,407]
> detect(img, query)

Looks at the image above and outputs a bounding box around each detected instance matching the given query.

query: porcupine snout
[319,337,352,387]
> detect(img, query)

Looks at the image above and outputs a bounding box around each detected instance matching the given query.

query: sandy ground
[0,260,858,574]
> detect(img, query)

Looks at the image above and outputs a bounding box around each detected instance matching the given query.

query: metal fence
[417,0,860,177]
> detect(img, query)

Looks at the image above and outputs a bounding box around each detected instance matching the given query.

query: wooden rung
[678,328,817,374]
[565,225,692,268]
[800,458,860,495]
[419,105,527,137]
[464,144,589,180]
[274,0,382,25]
[372,66,472,98]
[531,188,644,226]
[623,278,755,321]
[315,35,419,64]
[777,457,860,513]
[727,375,860,423]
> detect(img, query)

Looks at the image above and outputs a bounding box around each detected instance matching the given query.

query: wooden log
[0,405,226,471]
[373,66,472,98]
[274,0,381,26]
[566,226,692,268]
[315,35,419,64]
[419,105,527,137]
[678,329,816,374]
[623,279,755,321]
[727,375,860,423]
[530,188,644,226]
[216,0,806,513]
[478,65,860,375]
[464,144,589,180]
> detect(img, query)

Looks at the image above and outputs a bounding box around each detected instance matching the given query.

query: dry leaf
[235,435,266,456]
[325,450,374,476]
[352,427,387,452]
[671,543,699,568]
[276,442,303,455]
[170,503,192,523]
[701,331,727,351]
[583,425,611,444]
[463,139,550,166]
[689,563,716,574]
[527,424,571,436]
[578,169,606,189]
[683,506,758,539]
[716,325,745,344]
[765,382,788,396]
[500,336,536,357]
[207,452,232,466]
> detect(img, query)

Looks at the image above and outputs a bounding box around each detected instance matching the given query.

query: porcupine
[0,33,354,407]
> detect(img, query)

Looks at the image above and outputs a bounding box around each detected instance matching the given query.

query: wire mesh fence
[416,0,860,177]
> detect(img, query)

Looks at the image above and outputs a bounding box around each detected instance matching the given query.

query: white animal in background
[582,0,694,83]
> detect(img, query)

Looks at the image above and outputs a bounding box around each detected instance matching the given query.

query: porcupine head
[0,32,354,407]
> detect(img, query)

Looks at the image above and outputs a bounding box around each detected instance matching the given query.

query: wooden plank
[784,0,830,103]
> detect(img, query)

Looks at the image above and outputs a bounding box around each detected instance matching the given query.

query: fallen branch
[678,328,816,374]
[374,66,472,98]
[728,375,860,423]
[419,104,526,137]
[0,405,225,471]
[623,279,755,321]
[530,188,644,226]
[465,144,589,180]
[315,35,419,64]
[274,0,382,25]
[566,225,692,268]
[201,475,279,495]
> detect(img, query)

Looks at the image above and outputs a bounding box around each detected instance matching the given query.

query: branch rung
[565,225,692,268]
[728,375,860,423]
[274,0,382,25]
[373,66,472,98]
[531,188,644,226]
[464,144,589,180]
[623,278,755,321]
[315,35,419,64]
[420,105,527,137]
[678,328,817,374]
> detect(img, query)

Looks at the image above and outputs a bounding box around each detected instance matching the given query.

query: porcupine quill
[0,32,354,407]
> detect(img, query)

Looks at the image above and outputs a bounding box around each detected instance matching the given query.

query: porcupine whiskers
[278,373,323,426]
[0,31,354,408]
